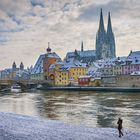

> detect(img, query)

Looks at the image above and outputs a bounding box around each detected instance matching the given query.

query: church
[66,9,116,63]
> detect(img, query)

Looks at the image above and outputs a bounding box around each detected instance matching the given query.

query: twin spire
[99,9,105,32]
[96,9,116,60]
[107,12,113,34]
[99,9,113,33]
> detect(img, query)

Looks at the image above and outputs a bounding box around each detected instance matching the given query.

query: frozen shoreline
[0,112,140,140]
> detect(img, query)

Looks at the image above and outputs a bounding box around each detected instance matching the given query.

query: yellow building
[55,70,69,86]
[51,61,88,86]
[68,66,87,85]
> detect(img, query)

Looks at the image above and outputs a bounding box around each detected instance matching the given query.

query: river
[0,90,140,132]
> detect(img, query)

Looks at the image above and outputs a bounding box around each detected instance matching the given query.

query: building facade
[43,45,61,80]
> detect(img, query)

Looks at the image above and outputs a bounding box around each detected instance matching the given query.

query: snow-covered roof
[131,71,140,75]
[122,57,140,65]
[53,59,87,72]
[46,52,61,59]
[31,54,45,74]
[78,50,95,57]
[129,51,140,58]
[90,77,101,81]
[79,75,91,78]
[0,112,139,140]
[87,67,98,73]
[66,52,75,59]
[66,50,95,59]
[95,58,116,68]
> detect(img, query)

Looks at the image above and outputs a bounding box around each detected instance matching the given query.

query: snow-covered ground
[0,112,139,140]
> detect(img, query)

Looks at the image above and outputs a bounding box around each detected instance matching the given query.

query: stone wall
[101,75,140,87]
[116,75,140,87]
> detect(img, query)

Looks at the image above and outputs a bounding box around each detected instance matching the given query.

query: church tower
[12,61,16,71]
[20,62,24,70]
[95,9,107,60]
[107,12,116,58]
[96,9,116,60]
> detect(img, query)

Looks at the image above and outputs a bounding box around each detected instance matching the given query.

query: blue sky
[0,0,140,69]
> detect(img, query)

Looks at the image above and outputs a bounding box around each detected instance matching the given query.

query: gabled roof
[31,54,45,74]
[78,50,95,57]
[129,51,140,58]
[66,50,96,59]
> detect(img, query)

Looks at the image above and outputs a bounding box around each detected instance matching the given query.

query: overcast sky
[0,0,140,69]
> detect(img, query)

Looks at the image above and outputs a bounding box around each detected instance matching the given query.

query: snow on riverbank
[0,112,139,140]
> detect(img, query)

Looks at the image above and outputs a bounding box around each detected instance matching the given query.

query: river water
[0,90,140,132]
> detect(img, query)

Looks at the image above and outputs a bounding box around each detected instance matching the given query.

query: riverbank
[45,86,140,92]
[0,112,139,140]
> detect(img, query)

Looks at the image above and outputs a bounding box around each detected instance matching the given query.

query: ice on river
[0,112,139,140]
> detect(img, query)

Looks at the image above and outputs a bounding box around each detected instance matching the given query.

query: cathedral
[96,9,116,60]
[66,9,116,63]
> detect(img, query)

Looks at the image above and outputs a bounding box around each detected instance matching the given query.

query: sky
[0,0,140,69]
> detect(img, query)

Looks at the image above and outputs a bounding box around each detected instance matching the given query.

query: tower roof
[46,42,51,53]
[98,8,105,32]
[20,62,23,66]
[20,62,24,69]
[107,12,113,34]
[81,41,84,52]
[12,61,16,69]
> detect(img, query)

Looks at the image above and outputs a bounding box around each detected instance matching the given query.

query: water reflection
[0,91,140,131]
[0,93,39,116]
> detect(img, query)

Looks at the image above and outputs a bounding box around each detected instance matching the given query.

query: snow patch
[0,112,139,140]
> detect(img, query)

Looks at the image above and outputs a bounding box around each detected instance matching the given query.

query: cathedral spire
[81,41,83,52]
[98,8,105,32]
[107,12,116,58]
[96,9,107,60]
[107,12,112,34]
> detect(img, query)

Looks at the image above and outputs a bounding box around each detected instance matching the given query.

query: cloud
[30,0,46,7]
[0,35,8,45]
[7,12,22,25]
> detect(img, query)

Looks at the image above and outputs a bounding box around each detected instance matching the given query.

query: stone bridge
[0,79,53,90]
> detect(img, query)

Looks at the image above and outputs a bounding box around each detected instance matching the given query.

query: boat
[11,85,22,93]
[37,84,43,89]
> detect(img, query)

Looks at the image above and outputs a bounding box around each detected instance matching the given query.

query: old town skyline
[0,0,140,69]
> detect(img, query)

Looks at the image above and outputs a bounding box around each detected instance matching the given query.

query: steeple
[81,41,84,52]
[46,42,51,53]
[20,62,24,70]
[106,12,116,58]
[107,12,112,34]
[12,61,16,71]
[98,8,105,32]
[96,8,107,60]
